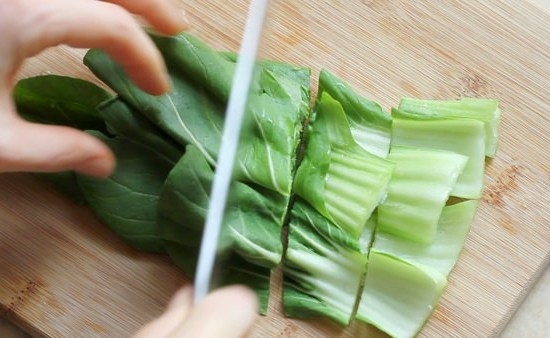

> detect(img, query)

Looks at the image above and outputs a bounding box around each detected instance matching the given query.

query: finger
[12,0,171,94]
[134,286,194,338]
[105,0,190,35]
[0,116,114,177]
[168,285,259,338]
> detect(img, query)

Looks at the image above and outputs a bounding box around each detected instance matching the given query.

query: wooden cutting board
[2,0,549,337]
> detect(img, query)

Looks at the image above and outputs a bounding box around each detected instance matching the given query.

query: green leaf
[158,145,286,264]
[84,33,310,195]
[84,48,223,165]
[318,69,392,158]
[98,97,184,163]
[157,145,288,310]
[293,91,394,238]
[13,75,111,133]
[151,33,235,101]
[77,131,175,253]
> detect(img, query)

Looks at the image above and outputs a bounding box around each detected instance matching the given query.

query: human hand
[0,0,189,177]
[135,285,259,338]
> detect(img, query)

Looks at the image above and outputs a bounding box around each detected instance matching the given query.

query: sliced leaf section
[157,145,288,313]
[293,91,394,239]
[397,97,500,157]
[377,146,468,243]
[283,199,368,325]
[391,111,486,199]
[374,200,479,276]
[356,201,479,337]
[357,251,447,338]
[318,69,392,158]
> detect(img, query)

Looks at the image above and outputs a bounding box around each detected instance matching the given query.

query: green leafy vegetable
[357,201,479,337]
[98,97,184,163]
[377,146,468,243]
[397,97,500,157]
[84,47,224,165]
[77,131,175,253]
[157,145,288,311]
[13,75,112,133]
[283,199,367,325]
[318,69,392,158]
[12,31,499,338]
[12,75,114,203]
[391,110,486,199]
[293,91,394,238]
[151,33,235,101]
[357,251,447,338]
[84,34,311,196]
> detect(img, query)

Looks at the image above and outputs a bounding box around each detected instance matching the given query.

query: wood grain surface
[1,0,549,337]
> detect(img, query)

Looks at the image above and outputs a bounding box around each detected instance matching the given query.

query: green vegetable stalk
[293,90,394,239]
[12,31,499,338]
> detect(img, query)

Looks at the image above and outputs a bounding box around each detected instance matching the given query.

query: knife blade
[193,0,269,303]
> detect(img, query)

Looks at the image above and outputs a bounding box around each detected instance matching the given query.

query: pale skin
[0,1,258,337]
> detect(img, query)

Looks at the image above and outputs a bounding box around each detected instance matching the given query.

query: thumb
[0,116,114,177]
[168,285,259,338]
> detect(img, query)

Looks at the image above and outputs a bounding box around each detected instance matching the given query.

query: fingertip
[208,285,260,329]
[171,8,191,33]
[155,8,191,35]
[76,152,116,178]
[166,285,194,311]
[123,50,172,96]
[221,285,260,313]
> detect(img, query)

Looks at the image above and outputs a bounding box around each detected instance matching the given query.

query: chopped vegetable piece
[283,199,368,325]
[293,91,394,238]
[318,69,392,158]
[391,111,486,199]
[377,146,468,243]
[374,200,479,276]
[356,251,447,338]
[397,97,500,157]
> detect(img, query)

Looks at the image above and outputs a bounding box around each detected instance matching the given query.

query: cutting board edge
[491,250,550,337]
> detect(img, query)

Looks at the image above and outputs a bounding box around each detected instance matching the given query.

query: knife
[193,0,269,303]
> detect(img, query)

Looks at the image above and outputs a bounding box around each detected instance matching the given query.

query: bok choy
[292,90,394,239]
[356,201,479,338]
[12,30,500,338]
